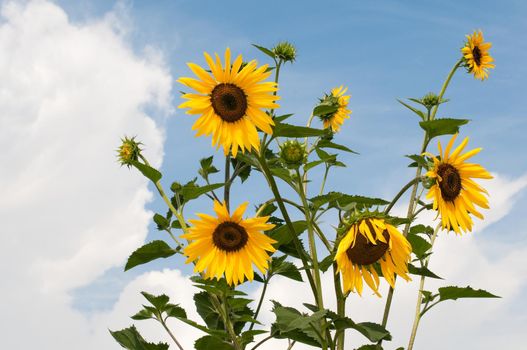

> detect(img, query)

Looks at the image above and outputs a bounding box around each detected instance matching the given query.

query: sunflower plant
[111,32,499,350]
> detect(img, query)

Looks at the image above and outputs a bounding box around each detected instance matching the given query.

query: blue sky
[2,0,526,349]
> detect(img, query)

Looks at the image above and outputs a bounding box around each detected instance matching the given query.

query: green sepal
[125,240,176,271]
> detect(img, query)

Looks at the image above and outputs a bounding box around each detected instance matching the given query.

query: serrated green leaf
[408,263,442,279]
[406,234,432,259]
[271,258,303,281]
[398,99,426,120]
[315,192,388,210]
[110,325,169,350]
[269,221,307,247]
[405,154,428,168]
[313,104,339,116]
[355,345,383,350]
[153,214,169,230]
[130,309,153,321]
[271,303,323,347]
[410,224,434,236]
[130,160,162,183]
[304,160,325,171]
[141,292,169,311]
[164,304,187,319]
[194,292,224,330]
[438,286,500,301]
[273,122,327,137]
[180,183,224,202]
[125,241,176,271]
[318,254,335,272]
[419,118,470,139]
[194,335,232,350]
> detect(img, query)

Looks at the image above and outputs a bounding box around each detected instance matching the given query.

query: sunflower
[461,30,495,80]
[425,134,493,234]
[335,217,411,296]
[178,48,279,157]
[318,86,351,132]
[181,200,276,286]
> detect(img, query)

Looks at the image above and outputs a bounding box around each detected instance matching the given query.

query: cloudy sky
[1,0,526,349]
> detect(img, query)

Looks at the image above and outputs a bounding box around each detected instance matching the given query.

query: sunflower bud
[272,41,297,62]
[279,140,307,168]
[117,136,142,167]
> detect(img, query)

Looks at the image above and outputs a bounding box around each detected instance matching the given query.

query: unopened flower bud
[280,140,307,168]
[117,136,142,167]
[272,41,297,62]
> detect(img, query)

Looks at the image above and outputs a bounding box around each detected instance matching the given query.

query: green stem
[224,154,231,211]
[311,221,332,252]
[407,224,440,350]
[159,318,185,350]
[383,176,422,215]
[256,154,318,303]
[379,59,461,333]
[430,59,463,121]
[210,293,242,350]
[296,168,328,350]
[319,165,330,195]
[249,273,270,331]
[256,198,305,217]
[333,262,346,350]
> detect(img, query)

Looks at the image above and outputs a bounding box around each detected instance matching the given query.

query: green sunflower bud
[272,41,297,62]
[117,136,142,167]
[279,140,307,168]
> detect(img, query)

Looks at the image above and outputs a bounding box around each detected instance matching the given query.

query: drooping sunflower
[181,201,276,286]
[461,30,495,80]
[335,217,411,296]
[178,48,279,157]
[425,134,493,234]
[318,86,351,132]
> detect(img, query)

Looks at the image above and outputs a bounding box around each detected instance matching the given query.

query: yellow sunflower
[425,134,493,234]
[335,217,411,296]
[178,48,280,157]
[181,200,276,286]
[319,86,351,132]
[461,30,495,80]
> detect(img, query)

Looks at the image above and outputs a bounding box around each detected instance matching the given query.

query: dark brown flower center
[346,228,390,266]
[210,83,247,123]
[213,221,248,252]
[437,163,462,202]
[472,46,482,66]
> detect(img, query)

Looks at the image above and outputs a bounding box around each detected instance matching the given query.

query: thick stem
[407,224,440,350]
[333,262,346,350]
[379,59,461,332]
[224,154,231,211]
[257,154,318,299]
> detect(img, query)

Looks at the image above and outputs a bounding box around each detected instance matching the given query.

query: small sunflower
[182,201,276,286]
[335,218,411,296]
[425,134,493,234]
[178,48,279,157]
[318,86,351,132]
[461,30,495,80]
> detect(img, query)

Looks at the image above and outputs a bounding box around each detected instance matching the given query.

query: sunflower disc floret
[335,217,411,296]
[181,201,276,286]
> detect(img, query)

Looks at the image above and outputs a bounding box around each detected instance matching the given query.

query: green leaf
[313,192,389,210]
[125,241,176,271]
[313,104,339,116]
[355,345,383,350]
[273,122,327,137]
[332,317,391,342]
[438,286,500,301]
[194,336,232,350]
[110,325,169,350]
[231,157,251,183]
[198,156,219,180]
[252,44,276,59]
[318,254,335,272]
[315,147,336,162]
[153,214,169,230]
[275,113,293,122]
[419,118,469,139]
[240,330,267,346]
[317,140,358,154]
[309,192,344,208]
[271,303,325,347]
[130,309,153,321]
[408,263,442,279]
[194,291,224,330]
[269,221,307,247]
[406,234,432,259]
[271,257,303,281]
[141,292,169,311]
[405,154,428,168]
[130,160,162,183]
[258,203,277,217]
[397,99,426,120]
[180,183,224,202]
[164,303,187,319]
[410,224,434,236]
[304,160,325,171]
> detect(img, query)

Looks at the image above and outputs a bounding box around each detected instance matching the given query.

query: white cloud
[0,0,175,348]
